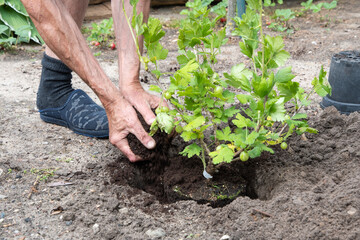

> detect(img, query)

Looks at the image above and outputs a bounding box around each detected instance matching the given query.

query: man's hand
[121,82,166,125]
[105,92,157,162]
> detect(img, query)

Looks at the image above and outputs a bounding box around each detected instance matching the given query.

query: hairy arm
[21,0,119,105]
[21,0,156,161]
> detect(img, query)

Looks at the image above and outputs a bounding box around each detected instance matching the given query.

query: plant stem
[259,0,266,78]
[121,0,144,65]
[278,89,315,136]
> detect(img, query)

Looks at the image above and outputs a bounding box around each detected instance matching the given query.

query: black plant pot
[320,51,360,114]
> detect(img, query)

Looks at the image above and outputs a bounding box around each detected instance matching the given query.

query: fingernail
[147,140,156,149]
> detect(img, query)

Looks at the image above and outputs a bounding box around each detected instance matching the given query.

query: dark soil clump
[108,134,248,207]
[110,110,249,207]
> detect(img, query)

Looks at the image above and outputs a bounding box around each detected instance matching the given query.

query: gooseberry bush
[123,0,331,178]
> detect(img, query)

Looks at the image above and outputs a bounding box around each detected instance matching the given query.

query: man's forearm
[21,0,119,107]
[111,0,151,89]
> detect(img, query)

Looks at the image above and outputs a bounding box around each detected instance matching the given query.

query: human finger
[128,120,156,150]
[115,138,142,162]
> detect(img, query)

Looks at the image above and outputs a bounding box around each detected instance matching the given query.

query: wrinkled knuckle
[127,121,137,130]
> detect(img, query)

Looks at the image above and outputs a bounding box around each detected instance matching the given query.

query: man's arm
[21,0,156,162]
[112,0,164,125]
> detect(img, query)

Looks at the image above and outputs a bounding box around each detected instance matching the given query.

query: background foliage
[0,0,43,48]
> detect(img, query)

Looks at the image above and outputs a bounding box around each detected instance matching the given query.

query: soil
[1,0,360,239]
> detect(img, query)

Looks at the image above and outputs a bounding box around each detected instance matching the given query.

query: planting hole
[107,152,280,208]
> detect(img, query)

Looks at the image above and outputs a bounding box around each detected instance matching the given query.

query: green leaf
[272,50,290,67]
[247,0,261,10]
[130,0,139,7]
[175,59,199,85]
[149,119,159,136]
[323,1,337,10]
[232,113,255,128]
[223,106,240,118]
[252,73,275,98]
[156,112,174,134]
[224,64,252,92]
[180,143,202,158]
[275,66,295,83]
[29,18,43,44]
[311,66,331,97]
[292,113,307,120]
[151,70,161,79]
[143,17,165,44]
[268,98,286,121]
[149,85,162,93]
[236,94,252,104]
[297,127,318,134]
[148,42,168,62]
[248,143,274,158]
[0,5,30,39]
[277,81,299,102]
[184,116,205,131]
[216,126,233,141]
[0,24,8,35]
[4,0,28,16]
[210,146,234,164]
[181,131,198,142]
[245,131,259,145]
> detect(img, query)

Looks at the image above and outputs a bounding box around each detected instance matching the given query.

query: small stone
[65,220,73,226]
[300,171,307,177]
[93,223,100,234]
[0,168,3,177]
[15,174,22,179]
[145,228,166,239]
[11,185,16,189]
[63,213,75,221]
[347,207,357,215]
[0,212,5,218]
[24,217,31,223]
[292,197,305,205]
[220,235,231,240]
[107,197,120,211]
[86,163,96,169]
[0,195,7,200]
[119,207,129,215]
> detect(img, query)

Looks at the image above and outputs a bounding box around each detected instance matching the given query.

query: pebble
[145,228,166,239]
[119,207,129,215]
[86,163,96,169]
[63,213,75,221]
[15,174,22,179]
[347,207,357,215]
[65,220,73,226]
[220,235,231,240]
[93,223,100,234]
[0,212,5,218]
[0,195,7,200]
[311,154,323,161]
[24,217,31,223]
[0,168,3,177]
